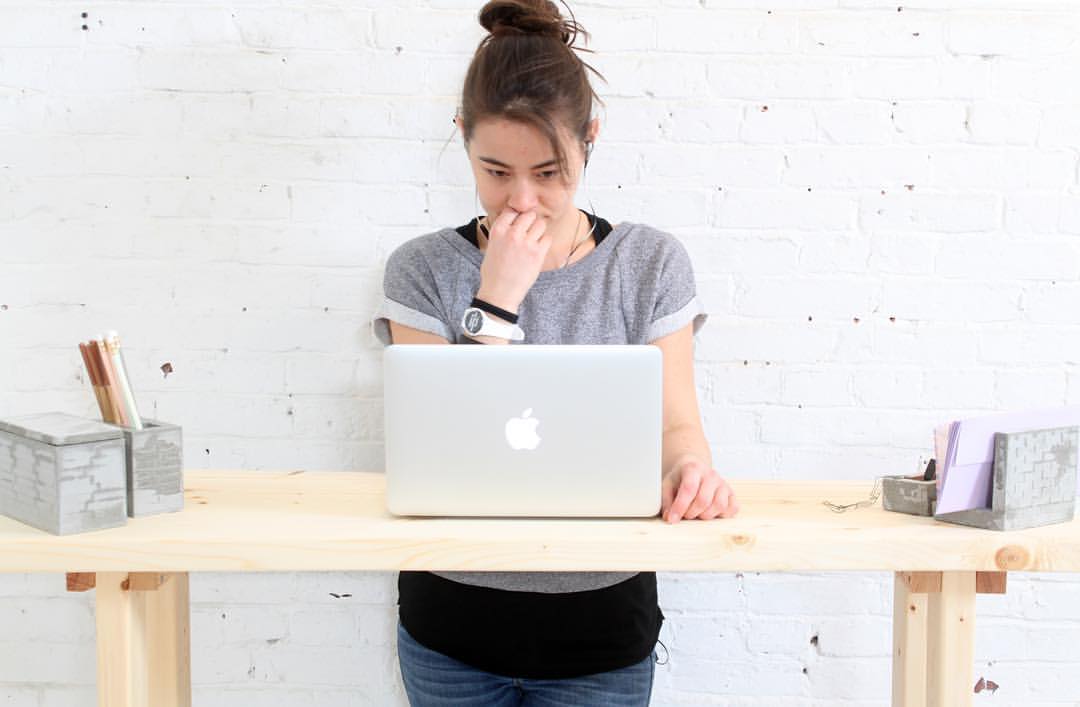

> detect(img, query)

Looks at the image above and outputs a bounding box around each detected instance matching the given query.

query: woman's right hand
[475,208,552,314]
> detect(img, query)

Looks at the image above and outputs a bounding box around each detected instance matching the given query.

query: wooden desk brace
[892,571,1006,707]
[67,571,192,707]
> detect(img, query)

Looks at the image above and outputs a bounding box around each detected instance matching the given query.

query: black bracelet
[470,297,519,324]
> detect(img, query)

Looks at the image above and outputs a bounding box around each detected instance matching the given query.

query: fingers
[491,207,519,233]
[718,483,739,518]
[489,210,548,249]
[494,209,533,236]
[702,482,739,520]
[664,466,739,523]
[525,212,549,246]
[511,210,537,237]
[661,475,677,520]
[684,474,719,520]
[665,465,702,523]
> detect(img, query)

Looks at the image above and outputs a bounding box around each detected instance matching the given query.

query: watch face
[464,309,484,334]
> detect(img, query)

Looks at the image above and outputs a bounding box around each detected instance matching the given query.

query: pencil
[92,338,128,426]
[105,331,142,430]
[86,340,116,424]
[83,341,114,424]
[78,342,112,422]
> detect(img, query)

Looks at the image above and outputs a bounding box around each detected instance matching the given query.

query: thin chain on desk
[823,476,884,513]
[823,457,933,513]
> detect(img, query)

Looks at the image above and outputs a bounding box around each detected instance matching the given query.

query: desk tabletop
[1,471,1078,573]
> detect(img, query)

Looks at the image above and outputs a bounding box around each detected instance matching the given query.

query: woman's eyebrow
[478,156,558,169]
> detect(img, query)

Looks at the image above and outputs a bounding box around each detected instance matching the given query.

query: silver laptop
[383,345,662,517]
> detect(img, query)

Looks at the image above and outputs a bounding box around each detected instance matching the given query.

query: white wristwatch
[461,307,525,341]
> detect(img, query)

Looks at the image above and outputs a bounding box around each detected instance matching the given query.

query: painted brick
[2,2,1080,705]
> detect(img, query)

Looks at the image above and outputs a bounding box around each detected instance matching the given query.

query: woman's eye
[486,169,508,178]
[537,170,558,180]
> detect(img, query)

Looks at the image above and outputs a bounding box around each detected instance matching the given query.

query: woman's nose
[507,179,538,212]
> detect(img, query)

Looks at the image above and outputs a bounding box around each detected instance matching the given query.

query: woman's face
[461,117,597,227]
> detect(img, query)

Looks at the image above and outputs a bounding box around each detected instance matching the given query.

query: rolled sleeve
[646,295,707,342]
[373,298,455,345]
[372,236,455,346]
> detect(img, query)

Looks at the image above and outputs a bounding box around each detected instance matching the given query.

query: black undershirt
[399,211,662,680]
[455,210,614,249]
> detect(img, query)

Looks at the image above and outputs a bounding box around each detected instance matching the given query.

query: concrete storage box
[113,418,183,517]
[935,425,1079,531]
[0,412,127,534]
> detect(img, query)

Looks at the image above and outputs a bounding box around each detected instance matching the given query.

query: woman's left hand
[661,458,739,523]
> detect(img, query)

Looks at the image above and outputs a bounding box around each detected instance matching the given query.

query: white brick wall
[1,0,1079,704]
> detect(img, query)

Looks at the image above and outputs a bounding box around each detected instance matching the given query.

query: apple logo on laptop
[505,408,541,451]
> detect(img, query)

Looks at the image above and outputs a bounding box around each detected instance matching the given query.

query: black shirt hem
[398,570,663,680]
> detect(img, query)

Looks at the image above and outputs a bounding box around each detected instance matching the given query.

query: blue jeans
[397,623,655,707]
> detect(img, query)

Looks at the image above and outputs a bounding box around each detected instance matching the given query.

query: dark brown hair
[459,0,605,180]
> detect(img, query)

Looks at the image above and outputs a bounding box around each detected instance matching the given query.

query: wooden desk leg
[95,572,192,707]
[925,571,976,707]
[892,572,929,707]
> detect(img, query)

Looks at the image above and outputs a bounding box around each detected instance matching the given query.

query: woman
[373,1,739,704]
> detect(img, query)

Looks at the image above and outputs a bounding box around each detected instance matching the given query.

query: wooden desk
[2,470,1077,707]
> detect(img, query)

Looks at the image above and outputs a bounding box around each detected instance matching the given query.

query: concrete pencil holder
[882,475,937,517]
[108,418,184,518]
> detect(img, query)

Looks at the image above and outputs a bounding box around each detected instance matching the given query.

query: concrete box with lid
[0,412,128,534]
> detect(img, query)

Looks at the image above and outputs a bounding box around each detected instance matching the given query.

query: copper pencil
[91,339,127,426]
[78,342,112,422]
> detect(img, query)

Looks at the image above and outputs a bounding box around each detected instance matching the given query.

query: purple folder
[936,406,1080,515]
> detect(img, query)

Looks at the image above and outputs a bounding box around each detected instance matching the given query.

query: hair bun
[479,0,580,46]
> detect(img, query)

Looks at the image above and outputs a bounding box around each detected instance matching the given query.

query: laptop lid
[383,345,662,517]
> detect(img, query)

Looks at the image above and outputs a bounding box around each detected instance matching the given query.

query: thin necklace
[562,210,596,268]
[478,210,595,269]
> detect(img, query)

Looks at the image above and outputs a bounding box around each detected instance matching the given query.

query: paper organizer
[0,412,184,535]
[884,425,1079,531]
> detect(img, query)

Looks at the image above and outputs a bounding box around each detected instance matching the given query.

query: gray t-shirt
[373,220,707,593]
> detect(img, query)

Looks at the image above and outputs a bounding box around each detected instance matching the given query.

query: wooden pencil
[78,342,112,422]
[85,341,117,424]
[104,331,143,430]
[91,339,128,426]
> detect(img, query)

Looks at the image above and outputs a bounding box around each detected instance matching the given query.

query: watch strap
[470,297,519,324]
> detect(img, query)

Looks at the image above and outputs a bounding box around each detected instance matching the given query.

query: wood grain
[95,572,191,707]
[3,472,1079,573]
[926,571,977,707]
[892,572,929,707]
